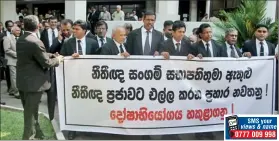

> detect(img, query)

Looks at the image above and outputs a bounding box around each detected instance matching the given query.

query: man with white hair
[16,15,64,140]
[3,26,21,99]
[101,26,129,57]
[112,5,125,21]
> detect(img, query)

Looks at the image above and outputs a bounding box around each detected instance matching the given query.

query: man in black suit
[60,20,99,140]
[162,20,173,41]
[85,21,95,39]
[243,24,275,57]
[100,26,129,57]
[16,15,63,140]
[160,20,193,59]
[40,16,58,52]
[93,21,113,53]
[0,20,14,94]
[50,19,73,54]
[126,11,164,56]
[223,28,242,57]
[190,23,226,59]
[89,6,100,34]
[60,20,99,57]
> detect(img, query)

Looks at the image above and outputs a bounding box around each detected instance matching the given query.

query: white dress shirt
[97,36,107,48]
[164,35,168,41]
[225,42,239,58]
[256,38,269,56]
[113,39,126,55]
[173,38,182,51]
[48,28,58,47]
[141,27,153,53]
[201,40,213,57]
[75,36,86,55]
[6,31,11,37]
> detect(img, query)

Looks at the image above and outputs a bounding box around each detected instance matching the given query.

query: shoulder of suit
[153,29,163,35]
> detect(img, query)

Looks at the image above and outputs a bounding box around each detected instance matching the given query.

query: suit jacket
[49,37,63,54]
[190,40,226,57]
[86,32,95,39]
[222,43,242,57]
[93,36,113,47]
[159,38,193,56]
[40,29,57,52]
[100,40,126,55]
[126,27,164,55]
[3,35,17,66]
[242,39,275,56]
[16,32,60,92]
[0,33,5,57]
[89,11,100,23]
[60,37,99,56]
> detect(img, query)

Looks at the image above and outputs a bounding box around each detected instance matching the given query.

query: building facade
[0,0,277,23]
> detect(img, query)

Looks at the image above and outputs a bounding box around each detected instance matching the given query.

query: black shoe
[14,95,21,99]
[68,131,76,140]
[9,93,14,96]
[0,101,6,105]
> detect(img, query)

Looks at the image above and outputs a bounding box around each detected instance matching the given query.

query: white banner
[56,56,276,135]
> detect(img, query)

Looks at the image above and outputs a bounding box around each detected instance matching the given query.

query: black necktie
[52,29,55,40]
[77,40,83,55]
[100,38,104,47]
[119,44,124,53]
[230,45,236,58]
[176,43,181,52]
[206,43,211,57]
[260,41,264,56]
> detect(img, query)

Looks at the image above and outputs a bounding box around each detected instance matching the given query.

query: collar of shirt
[172,38,181,49]
[86,31,90,35]
[141,26,153,34]
[97,36,106,42]
[225,41,235,49]
[202,40,212,47]
[113,39,126,53]
[25,31,39,38]
[256,38,267,46]
[48,28,58,33]
[164,35,168,40]
[76,36,86,44]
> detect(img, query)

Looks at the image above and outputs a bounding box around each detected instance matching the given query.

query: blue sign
[224,115,278,140]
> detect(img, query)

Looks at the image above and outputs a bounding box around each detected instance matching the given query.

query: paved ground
[1,81,224,140]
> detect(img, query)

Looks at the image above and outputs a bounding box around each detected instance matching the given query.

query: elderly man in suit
[100,26,129,57]
[16,15,64,140]
[242,24,275,57]
[3,26,21,99]
[126,11,164,56]
[223,28,242,57]
[0,20,14,94]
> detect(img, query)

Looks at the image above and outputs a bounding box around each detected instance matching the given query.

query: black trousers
[5,66,11,90]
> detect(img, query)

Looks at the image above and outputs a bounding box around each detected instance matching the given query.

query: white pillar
[0,0,17,23]
[265,1,276,22]
[65,0,87,21]
[190,0,197,21]
[206,0,211,17]
[155,0,180,22]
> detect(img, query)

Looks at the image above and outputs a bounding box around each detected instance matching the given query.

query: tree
[213,0,278,48]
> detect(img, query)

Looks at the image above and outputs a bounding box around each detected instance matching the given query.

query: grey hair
[11,26,20,33]
[112,26,125,34]
[116,5,121,9]
[225,28,238,37]
[23,15,39,32]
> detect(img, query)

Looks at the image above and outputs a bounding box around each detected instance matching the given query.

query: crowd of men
[0,10,278,140]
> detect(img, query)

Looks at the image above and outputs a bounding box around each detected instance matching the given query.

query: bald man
[3,26,21,99]
[100,26,130,57]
